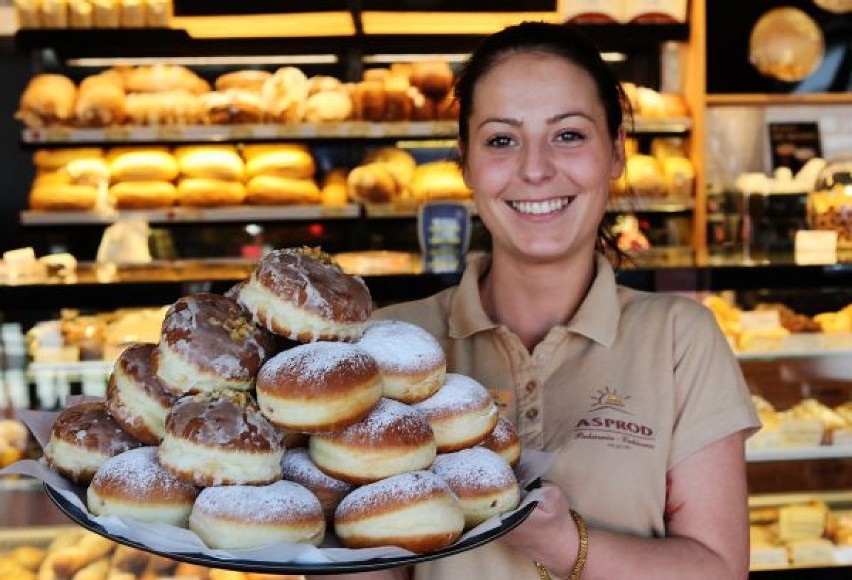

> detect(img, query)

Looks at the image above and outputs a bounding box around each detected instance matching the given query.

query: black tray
[45,484,537,575]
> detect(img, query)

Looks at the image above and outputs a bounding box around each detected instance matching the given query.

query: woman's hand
[500,482,580,577]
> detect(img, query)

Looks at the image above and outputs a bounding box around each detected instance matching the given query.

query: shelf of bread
[749,492,852,571]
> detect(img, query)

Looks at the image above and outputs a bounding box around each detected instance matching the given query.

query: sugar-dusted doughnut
[256,341,382,433]
[334,470,464,553]
[87,447,198,526]
[106,342,177,445]
[154,292,275,396]
[44,401,142,485]
[189,480,325,549]
[309,398,436,485]
[355,319,445,403]
[234,247,372,342]
[280,447,353,522]
[479,415,521,469]
[158,391,284,487]
[431,447,520,528]
[413,373,499,453]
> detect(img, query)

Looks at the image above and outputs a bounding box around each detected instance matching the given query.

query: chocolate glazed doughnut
[235,247,372,342]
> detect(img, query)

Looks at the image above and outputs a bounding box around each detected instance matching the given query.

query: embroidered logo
[573,387,656,451]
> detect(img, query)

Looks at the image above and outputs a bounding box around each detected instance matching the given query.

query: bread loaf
[175,145,245,181]
[110,149,179,182]
[245,175,320,205]
[16,74,77,128]
[177,178,246,206]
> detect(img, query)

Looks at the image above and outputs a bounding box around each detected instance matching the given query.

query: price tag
[417,202,471,273]
[795,230,838,265]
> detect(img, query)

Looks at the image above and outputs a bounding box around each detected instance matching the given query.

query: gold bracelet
[568,508,589,580]
[533,509,588,580]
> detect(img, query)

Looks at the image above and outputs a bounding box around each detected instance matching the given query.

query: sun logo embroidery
[590,387,632,414]
[574,386,656,451]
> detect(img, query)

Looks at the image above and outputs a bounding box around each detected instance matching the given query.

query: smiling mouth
[507,197,574,215]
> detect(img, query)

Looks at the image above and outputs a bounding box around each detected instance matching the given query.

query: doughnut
[106,342,177,445]
[431,447,520,528]
[334,470,464,553]
[155,292,275,396]
[234,247,372,342]
[256,341,382,433]
[309,398,436,485]
[44,401,142,485]
[413,373,499,453]
[280,447,353,522]
[189,480,325,549]
[479,415,521,469]
[87,447,198,526]
[158,391,284,487]
[355,319,445,403]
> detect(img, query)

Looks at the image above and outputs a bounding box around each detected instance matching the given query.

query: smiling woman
[313,21,760,580]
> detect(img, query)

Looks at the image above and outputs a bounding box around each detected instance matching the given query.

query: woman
[315,21,759,580]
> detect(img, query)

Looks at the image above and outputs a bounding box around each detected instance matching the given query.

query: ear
[610,126,627,180]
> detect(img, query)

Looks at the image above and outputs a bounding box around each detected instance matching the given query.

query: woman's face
[463,51,625,264]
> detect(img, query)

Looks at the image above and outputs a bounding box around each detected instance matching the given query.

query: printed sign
[417,202,471,273]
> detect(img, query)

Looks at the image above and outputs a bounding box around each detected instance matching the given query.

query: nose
[520,141,554,184]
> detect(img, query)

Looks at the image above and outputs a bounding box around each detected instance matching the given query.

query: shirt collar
[448,252,621,348]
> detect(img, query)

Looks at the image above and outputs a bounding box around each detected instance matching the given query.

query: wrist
[534,509,588,580]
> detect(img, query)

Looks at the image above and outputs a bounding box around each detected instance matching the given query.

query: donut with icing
[413,373,498,453]
[154,292,274,396]
[479,415,521,469]
[158,391,284,487]
[280,447,353,522]
[234,247,372,342]
[309,398,436,485]
[44,401,142,485]
[256,341,382,433]
[106,342,177,445]
[189,480,325,549]
[355,319,445,403]
[334,470,464,553]
[431,447,520,528]
[87,446,198,526]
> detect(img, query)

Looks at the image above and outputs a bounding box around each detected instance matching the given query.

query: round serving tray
[44,483,537,575]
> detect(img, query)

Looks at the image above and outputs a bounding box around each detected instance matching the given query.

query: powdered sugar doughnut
[189,480,325,549]
[334,470,464,553]
[431,447,520,528]
[355,319,445,403]
[158,391,284,487]
[44,401,142,485]
[155,292,274,396]
[256,341,382,432]
[107,342,177,445]
[413,373,498,453]
[309,398,436,485]
[280,447,353,522]
[234,247,372,342]
[87,447,198,526]
[479,415,521,469]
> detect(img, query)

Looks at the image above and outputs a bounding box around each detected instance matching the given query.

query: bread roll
[16,74,77,129]
[68,0,94,28]
[109,181,177,208]
[201,90,266,124]
[145,0,171,27]
[243,144,315,179]
[410,59,454,101]
[40,0,69,28]
[120,0,145,27]
[124,90,206,125]
[320,168,349,206]
[177,178,246,206]
[364,147,416,193]
[110,150,179,182]
[347,163,399,203]
[75,73,126,127]
[29,183,99,211]
[33,148,104,172]
[411,161,471,200]
[245,175,320,205]
[124,64,210,95]
[175,145,244,181]
[91,0,119,27]
[215,70,271,93]
[64,158,110,187]
[303,90,353,123]
[262,66,309,122]
[14,0,41,28]
[626,154,667,197]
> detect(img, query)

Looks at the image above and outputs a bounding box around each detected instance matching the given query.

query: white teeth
[508,197,572,215]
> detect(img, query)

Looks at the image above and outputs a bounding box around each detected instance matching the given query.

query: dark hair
[453,21,633,265]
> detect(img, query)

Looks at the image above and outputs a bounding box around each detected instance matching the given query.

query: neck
[480,250,597,350]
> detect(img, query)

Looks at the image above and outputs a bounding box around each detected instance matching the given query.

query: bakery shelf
[735,334,852,362]
[608,196,694,213]
[20,204,360,226]
[19,118,690,148]
[747,446,852,463]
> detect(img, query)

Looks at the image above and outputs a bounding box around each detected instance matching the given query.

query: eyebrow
[476,111,594,130]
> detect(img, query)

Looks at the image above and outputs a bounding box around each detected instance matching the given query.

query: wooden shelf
[706,93,852,107]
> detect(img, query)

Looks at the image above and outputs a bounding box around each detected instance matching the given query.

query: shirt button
[525,381,537,394]
[525,408,539,421]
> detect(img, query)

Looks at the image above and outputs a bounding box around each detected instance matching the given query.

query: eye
[485,134,515,148]
[555,129,585,143]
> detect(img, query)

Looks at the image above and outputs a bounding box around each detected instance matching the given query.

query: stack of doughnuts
[39,245,523,556]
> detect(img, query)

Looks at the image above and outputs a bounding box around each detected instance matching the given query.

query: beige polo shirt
[376,252,760,580]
